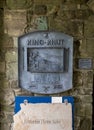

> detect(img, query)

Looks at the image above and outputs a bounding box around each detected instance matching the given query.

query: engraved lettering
[24,119,66,125]
[27,40,32,45]
[54,84,63,89]
[47,40,51,45]
[27,39,64,46]
[29,85,37,89]
[41,119,51,124]
[40,40,44,45]
[44,86,50,93]
[35,74,60,84]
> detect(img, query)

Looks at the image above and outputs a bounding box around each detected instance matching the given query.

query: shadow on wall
[0,1,4,114]
[0,7,4,50]
[92,72,94,130]
[73,40,80,58]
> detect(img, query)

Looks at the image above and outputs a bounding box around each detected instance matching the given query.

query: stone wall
[0,0,94,130]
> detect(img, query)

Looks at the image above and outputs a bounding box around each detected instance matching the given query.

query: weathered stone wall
[0,0,94,130]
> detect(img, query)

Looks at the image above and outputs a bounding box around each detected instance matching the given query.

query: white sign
[13,103,72,130]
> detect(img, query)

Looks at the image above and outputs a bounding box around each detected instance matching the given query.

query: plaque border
[18,31,73,94]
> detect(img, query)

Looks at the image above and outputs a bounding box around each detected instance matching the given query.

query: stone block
[0,62,5,73]
[73,71,83,86]
[75,103,92,117]
[25,16,48,33]
[0,8,3,22]
[85,104,92,116]
[87,0,94,12]
[87,71,93,83]
[4,10,26,36]
[2,34,13,48]
[80,95,93,103]
[2,106,14,113]
[74,116,81,128]
[12,88,22,96]
[6,0,29,9]
[74,71,93,88]
[0,8,4,36]
[47,5,60,16]
[84,15,94,37]
[0,123,11,130]
[6,62,18,79]
[78,39,88,57]
[80,118,92,130]
[61,0,89,4]
[71,87,93,96]
[86,38,94,57]
[49,17,84,37]
[74,103,85,116]
[75,0,91,4]
[6,114,13,123]
[0,111,6,123]
[60,3,77,10]
[0,73,5,80]
[0,0,4,8]
[5,50,17,62]
[34,4,47,15]
[84,73,93,87]
[10,80,18,88]
[34,0,62,5]
[84,88,93,94]
[3,79,10,88]
[58,9,90,20]
[77,88,93,95]
[13,37,18,48]
[0,49,5,61]
[0,87,14,105]
[85,83,92,89]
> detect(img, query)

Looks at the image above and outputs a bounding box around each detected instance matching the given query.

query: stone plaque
[78,58,92,69]
[18,31,73,94]
[13,102,72,130]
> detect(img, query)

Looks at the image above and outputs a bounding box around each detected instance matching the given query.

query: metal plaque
[18,31,73,94]
[78,58,93,69]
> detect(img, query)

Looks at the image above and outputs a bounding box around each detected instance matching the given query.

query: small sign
[78,58,93,69]
[52,97,62,103]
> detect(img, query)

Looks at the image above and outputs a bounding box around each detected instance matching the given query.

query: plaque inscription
[78,58,93,69]
[18,31,73,94]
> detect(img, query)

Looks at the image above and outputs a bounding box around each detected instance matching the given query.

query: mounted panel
[18,31,73,94]
[13,96,74,130]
